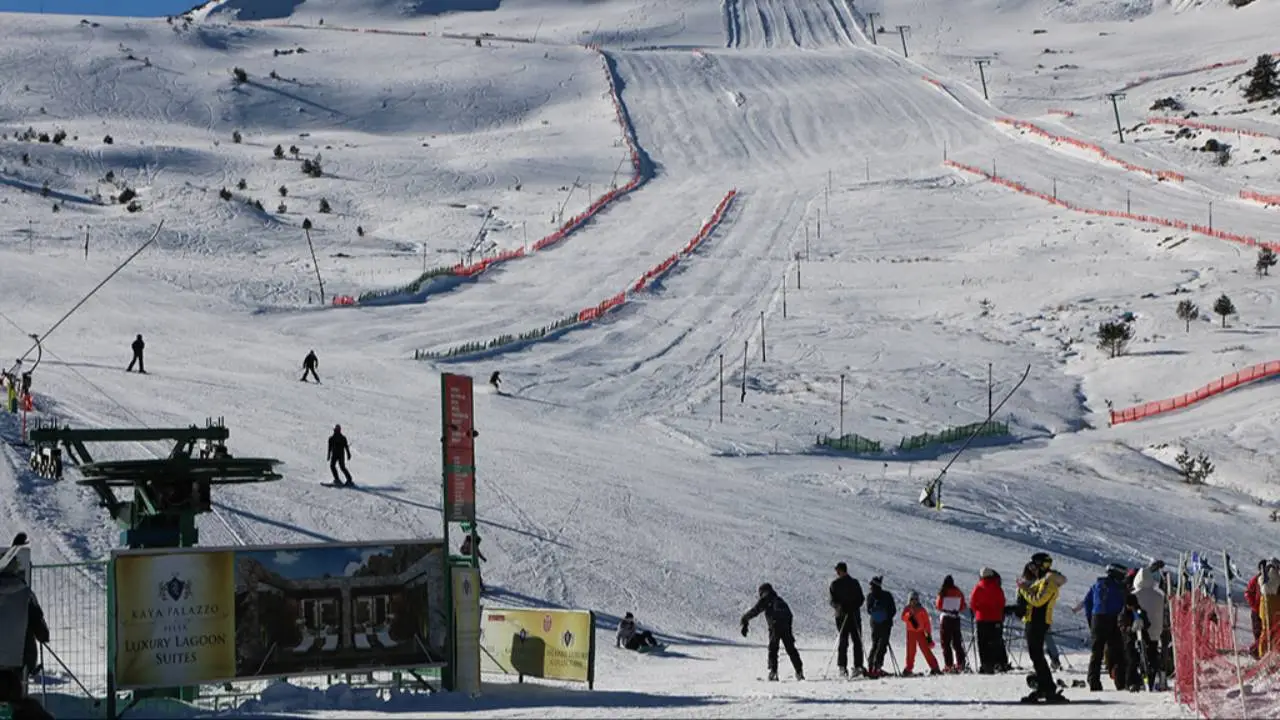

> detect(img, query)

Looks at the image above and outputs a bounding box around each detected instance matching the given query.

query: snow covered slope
[2,0,1279,715]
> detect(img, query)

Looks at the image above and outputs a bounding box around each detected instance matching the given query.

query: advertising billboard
[441,373,476,524]
[112,539,448,689]
[480,607,595,688]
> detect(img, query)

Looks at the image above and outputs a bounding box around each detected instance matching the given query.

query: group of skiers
[717,551,1231,704]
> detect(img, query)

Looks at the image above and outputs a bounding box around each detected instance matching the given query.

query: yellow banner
[114,551,237,689]
[480,607,594,686]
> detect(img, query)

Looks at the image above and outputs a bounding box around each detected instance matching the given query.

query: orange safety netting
[1109,360,1280,425]
[1170,591,1280,719]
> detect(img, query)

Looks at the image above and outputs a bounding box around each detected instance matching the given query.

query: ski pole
[42,642,100,706]
[887,638,901,675]
[822,613,849,679]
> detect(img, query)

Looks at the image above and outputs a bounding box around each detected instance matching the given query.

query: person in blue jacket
[865,576,896,678]
[1083,563,1129,691]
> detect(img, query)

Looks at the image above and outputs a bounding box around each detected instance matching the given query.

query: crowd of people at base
[597,551,1280,704]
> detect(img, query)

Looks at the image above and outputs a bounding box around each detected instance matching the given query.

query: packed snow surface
[2,0,1279,715]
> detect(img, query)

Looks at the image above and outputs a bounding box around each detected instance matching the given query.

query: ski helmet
[1031,552,1052,568]
[980,567,996,579]
[1106,563,1127,578]
[758,583,773,597]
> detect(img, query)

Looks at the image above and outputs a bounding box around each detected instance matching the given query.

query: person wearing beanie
[741,583,803,681]
[865,576,896,678]
[935,575,967,672]
[902,591,942,676]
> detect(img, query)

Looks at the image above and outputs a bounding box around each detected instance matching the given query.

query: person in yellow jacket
[1018,552,1069,704]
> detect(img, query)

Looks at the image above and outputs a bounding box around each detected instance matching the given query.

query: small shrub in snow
[318,198,331,213]
[232,67,248,84]
[126,200,141,212]
[1096,320,1133,358]
[1257,247,1277,277]
[237,178,247,190]
[1150,97,1183,112]
[1244,54,1278,103]
[103,134,113,144]
[51,203,59,213]
[302,218,313,230]
[301,157,323,177]
[1176,299,1200,331]
[232,130,242,144]
[219,187,233,201]
[289,145,299,156]
[278,203,287,213]
[278,185,288,197]
[118,187,136,204]
[37,133,49,143]
[269,70,279,80]
[356,226,364,237]
[1175,450,1214,485]
[1213,293,1236,327]
[41,182,50,197]
[252,199,264,211]
[51,130,66,144]
[21,153,29,166]
[273,144,284,159]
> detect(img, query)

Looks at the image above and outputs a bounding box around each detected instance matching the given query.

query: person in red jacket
[936,575,968,672]
[970,567,1010,674]
[1247,560,1265,657]
[901,591,942,676]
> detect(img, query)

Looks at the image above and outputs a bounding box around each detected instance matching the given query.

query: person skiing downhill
[865,576,896,678]
[741,583,804,681]
[1018,552,1069,704]
[1084,563,1129,691]
[489,371,501,393]
[936,575,967,672]
[901,591,942,676]
[301,350,320,383]
[126,334,146,373]
[829,562,865,677]
[327,424,353,486]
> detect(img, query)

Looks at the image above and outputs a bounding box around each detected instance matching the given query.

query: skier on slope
[741,583,804,681]
[326,424,353,486]
[1083,563,1129,692]
[829,561,865,677]
[901,591,942,676]
[1017,553,1068,704]
[616,612,661,651]
[126,334,146,374]
[936,575,967,673]
[864,576,896,678]
[301,350,320,383]
[489,371,501,393]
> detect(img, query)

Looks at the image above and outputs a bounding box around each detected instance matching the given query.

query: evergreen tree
[1257,247,1277,277]
[1244,54,1279,102]
[1176,299,1200,332]
[1213,293,1236,327]
[1097,320,1134,358]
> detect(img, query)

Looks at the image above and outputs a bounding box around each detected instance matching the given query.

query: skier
[935,575,967,672]
[616,612,661,651]
[1247,560,1266,656]
[1083,563,1129,691]
[865,576,895,678]
[489,371,501,393]
[1118,594,1151,691]
[741,583,804,681]
[326,424,353,486]
[970,567,1009,674]
[829,562,865,677]
[1261,558,1280,655]
[0,548,51,720]
[1018,553,1068,704]
[300,350,320,383]
[1131,564,1167,690]
[901,591,942,676]
[126,334,146,373]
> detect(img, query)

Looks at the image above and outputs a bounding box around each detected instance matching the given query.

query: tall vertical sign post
[441,373,478,693]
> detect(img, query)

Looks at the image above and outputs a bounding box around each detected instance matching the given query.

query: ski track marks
[727,0,858,49]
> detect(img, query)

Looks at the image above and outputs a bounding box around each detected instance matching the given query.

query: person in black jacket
[126,334,146,373]
[0,553,52,720]
[301,350,320,383]
[741,583,804,681]
[865,576,896,678]
[830,562,865,677]
[327,425,353,486]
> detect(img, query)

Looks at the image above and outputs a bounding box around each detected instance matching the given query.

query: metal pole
[797,262,801,290]
[975,59,991,100]
[1222,550,1249,719]
[896,25,910,57]
[1209,201,1213,232]
[1053,177,1057,200]
[867,12,879,44]
[988,362,993,418]
[865,157,869,182]
[719,354,724,422]
[839,374,845,439]
[83,226,89,260]
[1127,190,1131,214]
[304,227,326,304]
[817,209,822,241]
[741,342,748,402]
[760,312,766,363]
[1106,92,1126,143]
[782,275,787,318]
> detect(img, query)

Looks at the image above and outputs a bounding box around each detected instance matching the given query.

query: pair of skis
[919,364,1031,510]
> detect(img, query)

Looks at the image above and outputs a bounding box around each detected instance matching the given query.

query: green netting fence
[816,433,883,454]
[898,420,1010,452]
[415,312,580,360]
[356,264,455,303]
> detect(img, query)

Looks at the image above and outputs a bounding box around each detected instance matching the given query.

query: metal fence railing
[30,561,109,700]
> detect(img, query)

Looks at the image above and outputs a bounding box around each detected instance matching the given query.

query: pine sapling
[1176,299,1200,332]
[1213,293,1236,327]
[1097,320,1134,358]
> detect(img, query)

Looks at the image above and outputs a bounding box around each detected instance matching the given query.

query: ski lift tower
[27,417,282,549]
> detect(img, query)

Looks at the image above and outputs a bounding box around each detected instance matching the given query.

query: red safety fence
[331,295,356,306]
[1109,360,1280,425]
[1170,588,1280,719]
[944,160,1279,252]
[632,190,738,293]
[1146,116,1280,142]
[996,117,1184,182]
[1241,189,1280,208]
[1047,109,1076,118]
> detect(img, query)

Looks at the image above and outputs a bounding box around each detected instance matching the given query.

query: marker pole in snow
[719,354,724,422]
[760,312,766,363]
[839,374,845,439]
[866,12,879,44]
[896,26,910,57]
[1106,92,1126,143]
[782,275,787,318]
[974,59,991,100]
[741,342,747,403]
[304,226,325,305]
[919,364,1030,510]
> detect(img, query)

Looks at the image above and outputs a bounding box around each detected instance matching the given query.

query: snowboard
[637,643,668,653]
[322,482,355,488]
